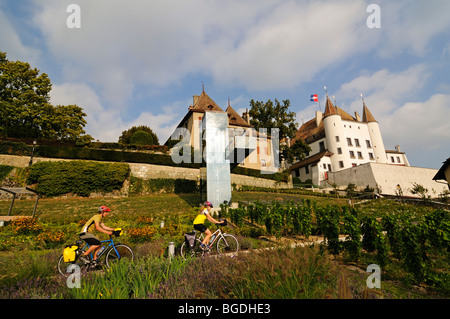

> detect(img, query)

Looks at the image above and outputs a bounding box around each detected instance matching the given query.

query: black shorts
[79,232,101,246]
[193,224,207,233]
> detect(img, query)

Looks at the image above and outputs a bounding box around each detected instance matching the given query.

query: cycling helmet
[98,206,111,213]
[203,201,213,208]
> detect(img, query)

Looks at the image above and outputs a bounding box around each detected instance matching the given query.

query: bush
[130,131,155,146]
[27,161,130,197]
[35,145,200,168]
[129,177,198,194]
[0,164,14,181]
[11,217,43,235]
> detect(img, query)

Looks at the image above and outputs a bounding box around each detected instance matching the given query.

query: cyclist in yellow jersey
[79,206,115,265]
[193,201,224,250]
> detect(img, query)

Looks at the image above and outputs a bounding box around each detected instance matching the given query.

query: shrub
[11,217,43,235]
[36,230,65,248]
[130,131,155,146]
[128,226,157,243]
[0,164,14,181]
[27,161,130,197]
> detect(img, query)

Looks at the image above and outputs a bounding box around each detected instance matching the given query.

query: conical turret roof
[323,96,338,117]
[362,103,377,122]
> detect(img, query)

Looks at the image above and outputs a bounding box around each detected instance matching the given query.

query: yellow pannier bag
[63,245,78,263]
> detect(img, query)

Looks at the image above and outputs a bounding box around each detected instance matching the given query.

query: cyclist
[193,201,224,250]
[79,206,116,266]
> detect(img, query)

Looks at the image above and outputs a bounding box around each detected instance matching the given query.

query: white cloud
[335,64,430,115]
[376,0,450,57]
[0,10,40,64]
[380,93,450,153]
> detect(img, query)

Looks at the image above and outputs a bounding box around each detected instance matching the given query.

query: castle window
[397,156,401,163]
[335,136,340,142]
[337,147,342,154]
[355,139,360,147]
[391,156,395,163]
[349,151,355,159]
[305,166,310,174]
[357,151,363,159]
[347,138,352,146]
[339,161,344,168]
[319,141,325,152]
[369,152,374,160]
[366,140,372,148]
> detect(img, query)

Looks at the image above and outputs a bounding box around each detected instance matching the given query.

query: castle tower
[363,102,387,164]
[323,96,350,171]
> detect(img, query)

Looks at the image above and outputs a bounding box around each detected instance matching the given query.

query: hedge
[27,161,130,197]
[0,164,14,181]
[35,145,201,169]
[129,177,198,194]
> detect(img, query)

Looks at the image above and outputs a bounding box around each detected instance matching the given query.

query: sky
[1,0,449,169]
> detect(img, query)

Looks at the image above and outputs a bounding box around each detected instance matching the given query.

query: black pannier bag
[184,232,196,249]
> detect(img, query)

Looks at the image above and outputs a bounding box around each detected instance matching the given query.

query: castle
[289,96,409,187]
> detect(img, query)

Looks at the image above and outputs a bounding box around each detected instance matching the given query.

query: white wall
[328,162,444,197]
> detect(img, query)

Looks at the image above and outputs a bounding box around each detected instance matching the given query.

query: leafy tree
[0,51,89,141]
[130,130,154,145]
[248,98,310,163]
[118,125,159,145]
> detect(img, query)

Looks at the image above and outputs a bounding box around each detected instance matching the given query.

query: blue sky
[1,0,449,169]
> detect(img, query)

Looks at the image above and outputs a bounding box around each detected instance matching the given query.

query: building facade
[289,96,409,187]
[166,90,276,172]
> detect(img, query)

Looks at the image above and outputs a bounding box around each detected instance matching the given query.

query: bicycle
[180,220,239,259]
[57,228,134,277]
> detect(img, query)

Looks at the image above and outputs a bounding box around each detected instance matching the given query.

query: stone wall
[328,162,443,197]
[0,154,292,189]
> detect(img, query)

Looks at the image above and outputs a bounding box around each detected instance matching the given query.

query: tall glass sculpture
[202,112,232,207]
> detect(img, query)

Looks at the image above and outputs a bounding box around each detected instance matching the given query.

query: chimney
[242,108,250,124]
[354,111,361,122]
[193,95,199,106]
[315,111,323,127]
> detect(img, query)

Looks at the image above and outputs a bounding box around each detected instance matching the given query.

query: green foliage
[0,51,88,141]
[0,164,14,181]
[34,144,201,168]
[27,160,130,197]
[248,98,310,163]
[130,131,155,146]
[119,125,159,146]
[0,141,32,156]
[316,205,341,254]
[129,177,198,195]
[342,206,361,261]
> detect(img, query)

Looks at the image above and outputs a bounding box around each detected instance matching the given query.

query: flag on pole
[310,94,318,102]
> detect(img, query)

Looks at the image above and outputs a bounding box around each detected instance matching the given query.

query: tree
[0,51,89,141]
[248,98,310,163]
[118,125,159,145]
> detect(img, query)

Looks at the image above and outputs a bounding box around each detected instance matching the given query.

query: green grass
[0,192,448,299]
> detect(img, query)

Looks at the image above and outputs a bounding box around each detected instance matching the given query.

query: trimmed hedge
[35,145,201,169]
[27,161,130,197]
[0,164,14,181]
[129,177,198,194]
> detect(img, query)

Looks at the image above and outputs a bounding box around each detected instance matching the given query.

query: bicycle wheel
[216,234,239,257]
[57,252,90,277]
[105,244,134,267]
[180,238,205,259]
